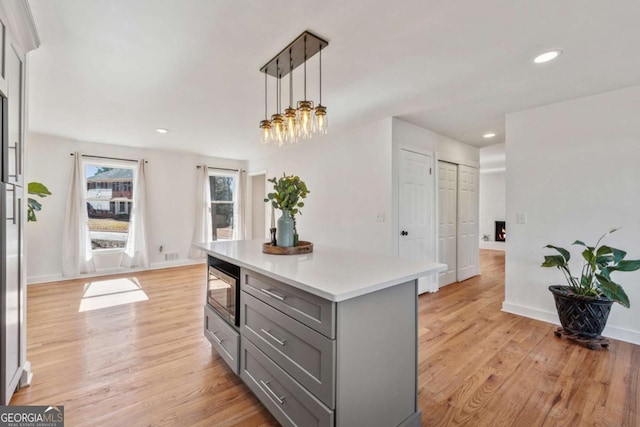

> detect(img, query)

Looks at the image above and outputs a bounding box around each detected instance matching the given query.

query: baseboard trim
[502,301,640,345]
[27,258,206,285]
[479,241,505,251]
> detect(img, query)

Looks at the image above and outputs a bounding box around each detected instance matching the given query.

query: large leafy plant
[27,182,52,222]
[264,173,310,215]
[542,228,640,307]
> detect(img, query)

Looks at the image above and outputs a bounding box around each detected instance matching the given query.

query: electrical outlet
[164,253,179,261]
[159,245,164,253]
[376,212,385,222]
[516,212,527,224]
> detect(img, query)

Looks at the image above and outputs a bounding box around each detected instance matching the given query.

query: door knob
[401,230,408,236]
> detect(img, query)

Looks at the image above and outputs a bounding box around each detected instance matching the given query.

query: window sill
[92,248,125,255]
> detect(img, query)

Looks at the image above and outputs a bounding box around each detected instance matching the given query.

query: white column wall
[249,118,395,256]
[504,85,640,344]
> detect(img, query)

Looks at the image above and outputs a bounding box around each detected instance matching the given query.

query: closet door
[437,161,457,286]
[457,165,479,281]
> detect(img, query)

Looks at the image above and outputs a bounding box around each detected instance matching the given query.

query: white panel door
[399,150,434,291]
[457,165,479,281]
[438,161,457,286]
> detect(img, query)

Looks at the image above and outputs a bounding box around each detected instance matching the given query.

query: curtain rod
[70,153,148,164]
[196,166,243,172]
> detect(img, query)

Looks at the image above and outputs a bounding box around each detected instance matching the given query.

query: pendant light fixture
[259,69,271,144]
[297,34,314,139]
[270,60,285,146]
[314,43,328,135]
[259,31,329,146]
[284,49,298,143]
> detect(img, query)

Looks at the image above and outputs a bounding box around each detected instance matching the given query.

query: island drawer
[242,292,336,409]
[204,305,239,374]
[242,268,336,339]
[240,337,334,427]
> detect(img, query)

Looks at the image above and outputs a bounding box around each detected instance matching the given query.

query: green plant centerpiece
[542,227,640,340]
[264,173,310,247]
[27,182,52,222]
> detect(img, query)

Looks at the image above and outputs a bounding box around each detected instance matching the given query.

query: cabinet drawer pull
[210,331,224,345]
[259,288,286,301]
[8,143,18,179]
[260,380,286,405]
[5,186,16,224]
[260,328,286,346]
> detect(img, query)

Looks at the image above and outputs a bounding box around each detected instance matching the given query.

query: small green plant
[264,173,310,215]
[542,228,640,307]
[27,182,52,222]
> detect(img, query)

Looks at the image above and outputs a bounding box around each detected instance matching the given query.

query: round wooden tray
[263,241,314,255]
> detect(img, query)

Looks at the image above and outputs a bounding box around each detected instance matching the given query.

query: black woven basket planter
[549,285,613,338]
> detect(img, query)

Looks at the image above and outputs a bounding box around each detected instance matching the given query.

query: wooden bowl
[262,241,314,255]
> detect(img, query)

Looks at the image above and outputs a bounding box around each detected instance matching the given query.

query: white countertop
[194,240,446,302]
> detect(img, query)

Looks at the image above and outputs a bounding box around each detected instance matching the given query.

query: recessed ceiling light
[156,128,169,134]
[483,133,496,139]
[533,49,562,64]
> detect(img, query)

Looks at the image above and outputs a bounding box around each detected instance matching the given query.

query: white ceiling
[27,0,640,160]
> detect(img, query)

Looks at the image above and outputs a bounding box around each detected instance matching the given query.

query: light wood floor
[11,251,640,426]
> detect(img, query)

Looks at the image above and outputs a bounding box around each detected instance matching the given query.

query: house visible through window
[85,163,135,250]
[210,172,236,240]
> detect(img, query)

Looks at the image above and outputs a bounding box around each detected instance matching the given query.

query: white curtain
[121,160,150,268]
[234,169,246,240]
[62,152,96,276]
[189,165,212,258]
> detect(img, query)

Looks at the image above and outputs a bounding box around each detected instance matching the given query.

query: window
[209,172,236,240]
[85,163,135,250]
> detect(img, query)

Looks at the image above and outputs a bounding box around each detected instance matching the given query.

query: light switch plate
[376,212,385,222]
[516,212,527,224]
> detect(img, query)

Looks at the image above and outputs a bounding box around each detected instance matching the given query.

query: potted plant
[542,227,640,340]
[264,173,309,247]
[27,182,52,222]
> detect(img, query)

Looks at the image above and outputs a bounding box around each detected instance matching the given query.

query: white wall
[504,85,640,344]
[249,118,394,255]
[479,171,505,241]
[25,133,245,283]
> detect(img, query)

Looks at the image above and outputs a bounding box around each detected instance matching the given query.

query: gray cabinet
[238,267,421,427]
[241,338,334,427]
[242,292,335,408]
[0,1,39,405]
[243,269,335,339]
[203,305,240,374]
[4,43,23,186]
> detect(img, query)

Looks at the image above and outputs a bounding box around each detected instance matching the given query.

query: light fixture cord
[276,59,280,113]
[264,69,268,120]
[289,49,293,108]
[304,35,307,100]
[319,44,322,105]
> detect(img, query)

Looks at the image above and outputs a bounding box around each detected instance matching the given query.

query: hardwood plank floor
[11,250,640,426]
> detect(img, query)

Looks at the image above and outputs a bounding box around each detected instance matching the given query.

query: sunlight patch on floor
[79,277,148,312]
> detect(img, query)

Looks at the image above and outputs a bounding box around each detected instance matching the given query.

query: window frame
[84,159,136,253]
[209,170,238,241]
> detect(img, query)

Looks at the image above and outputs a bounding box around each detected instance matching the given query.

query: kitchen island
[195,240,445,427]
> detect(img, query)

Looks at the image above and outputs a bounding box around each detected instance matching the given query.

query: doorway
[249,173,266,240]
